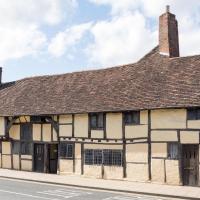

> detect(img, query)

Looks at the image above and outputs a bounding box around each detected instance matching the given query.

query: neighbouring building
[0,6,200,187]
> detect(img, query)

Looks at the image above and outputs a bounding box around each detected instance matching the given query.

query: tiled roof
[0,46,200,116]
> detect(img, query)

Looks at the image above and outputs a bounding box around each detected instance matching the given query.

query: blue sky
[1,0,200,82]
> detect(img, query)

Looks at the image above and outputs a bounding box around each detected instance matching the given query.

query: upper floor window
[90,113,104,130]
[124,111,140,125]
[187,108,200,120]
[30,116,48,123]
[21,124,32,141]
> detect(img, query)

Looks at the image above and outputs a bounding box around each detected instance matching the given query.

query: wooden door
[34,144,45,173]
[48,144,58,174]
[182,145,199,186]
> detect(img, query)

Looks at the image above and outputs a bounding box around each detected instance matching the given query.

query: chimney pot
[166,5,170,12]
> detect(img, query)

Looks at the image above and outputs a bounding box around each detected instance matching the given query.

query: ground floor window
[84,149,123,166]
[168,143,179,159]
[12,141,20,154]
[21,142,32,155]
[60,143,74,159]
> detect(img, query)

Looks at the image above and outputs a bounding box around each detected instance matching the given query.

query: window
[84,149,123,166]
[30,116,49,123]
[103,150,112,165]
[187,108,200,120]
[12,141,20,154]
[124,111,140,125]
[168,143,179,159]
[103,150,122,166]
[112,150,123,166]
[0,142,2,153]
[94,150,103,165]
[90,113,104,129]
[60,143,74,158]
[21,142,32,155]
[85,149,94,165]
[21,124,32,141]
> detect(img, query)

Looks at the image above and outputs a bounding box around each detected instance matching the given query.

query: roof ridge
[12,63,137,83]
[138,46,159,62]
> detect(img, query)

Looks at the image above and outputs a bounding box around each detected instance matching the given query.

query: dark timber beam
[5,116,19,137]
[45,116,59,135]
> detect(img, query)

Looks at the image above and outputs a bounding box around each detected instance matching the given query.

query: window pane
[21,142,32,155]
[168,143,178,159]
[94,150,102,165]
[197,109,200,120]
[124,113,132,124]
[13,141,20,154]
[85,149,93,165]
[97,113,104,128]
[132,111,140,124]
[91,115,97,128]
[67,144,73,158]
[60,143,66,157]
[124,111,140,125]
[103,150,112,165]
[21,124,32,141]
[60,143,73,158]
[112,150,122,166]
[187,109,197,120]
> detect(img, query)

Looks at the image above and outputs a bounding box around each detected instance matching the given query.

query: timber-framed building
[0,7,200,186]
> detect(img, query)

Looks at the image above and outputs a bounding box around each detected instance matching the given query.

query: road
[0,178,180,200]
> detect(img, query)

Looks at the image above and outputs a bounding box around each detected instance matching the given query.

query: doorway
[182,145,199,186]
[34,144,45,173]
[34,143,58,174]
[48,144,58,174]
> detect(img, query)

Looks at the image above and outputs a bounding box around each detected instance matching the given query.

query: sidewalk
[0,169,199,199]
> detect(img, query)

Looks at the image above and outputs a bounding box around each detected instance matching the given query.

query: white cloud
[48,22,92,57]
[86,12,157,67]
[87,0,200,66]
[0,0,77,26]
[0,0,77,63]
[0,25,46,62]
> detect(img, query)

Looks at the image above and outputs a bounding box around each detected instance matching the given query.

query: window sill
[125,123,141,126]
[90,128,104,131]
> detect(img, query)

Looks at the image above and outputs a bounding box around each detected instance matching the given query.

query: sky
[1,0,200,82]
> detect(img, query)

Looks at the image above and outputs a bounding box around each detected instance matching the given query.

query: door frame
[33,142,58,174]
[47,144,58,174]
[33,143,45,173]
[181,144,199,186]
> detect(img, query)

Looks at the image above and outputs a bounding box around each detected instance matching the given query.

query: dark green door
[182,145,199,186]
[48,144,58,174]
[34,144,45,173]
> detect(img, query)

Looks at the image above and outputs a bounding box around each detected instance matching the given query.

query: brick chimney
[159,5,180,57]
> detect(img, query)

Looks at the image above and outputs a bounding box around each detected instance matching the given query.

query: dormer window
[187,108,200,120]
[124,111,140,125]
[90,113,104,130]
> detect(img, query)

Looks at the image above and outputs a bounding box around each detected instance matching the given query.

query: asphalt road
[0,178,179,200]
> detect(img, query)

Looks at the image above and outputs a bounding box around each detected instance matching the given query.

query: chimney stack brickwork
[159,6,180,57]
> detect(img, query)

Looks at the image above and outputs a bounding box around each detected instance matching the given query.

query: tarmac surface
[0,178,179,200]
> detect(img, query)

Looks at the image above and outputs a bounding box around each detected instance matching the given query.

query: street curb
[0,175,198,200]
